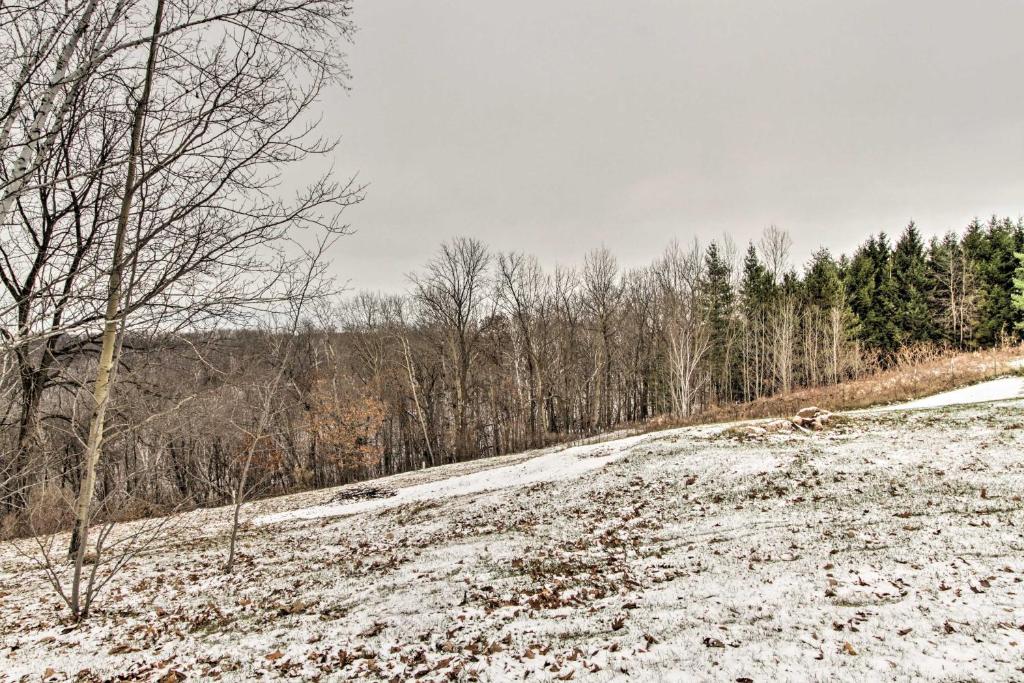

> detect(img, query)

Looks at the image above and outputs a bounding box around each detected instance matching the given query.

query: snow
[259,366,1024,528]
[257,433,654,525]
[3,387,1024,681]
[877,376,1024,412]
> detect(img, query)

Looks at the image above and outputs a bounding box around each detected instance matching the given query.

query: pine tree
[846,234,900,361]
[892,221,934,344]
[702,242,736,403]
[739,244,775,399]
[1012,251,1024,331]
[969,217,1024,345]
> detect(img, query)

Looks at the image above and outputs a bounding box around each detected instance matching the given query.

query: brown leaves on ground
[358,622,387,638]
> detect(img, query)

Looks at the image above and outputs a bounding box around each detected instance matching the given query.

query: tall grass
[641,343,1023,433]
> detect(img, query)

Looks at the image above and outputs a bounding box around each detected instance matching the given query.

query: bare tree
[0,0,359,620]
[760,225,792,284]
[410,238,491,460]
[67,0,167,618]
[1,0,360,513]
[582,248,620,428]
[497,252,550,448]
[223,244,329,573]
[655,241,710,417]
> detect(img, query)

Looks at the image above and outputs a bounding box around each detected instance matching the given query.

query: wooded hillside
[5,214,1023,538]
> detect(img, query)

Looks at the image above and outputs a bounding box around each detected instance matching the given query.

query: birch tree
[655,241,710,417]
[1,0,359,516]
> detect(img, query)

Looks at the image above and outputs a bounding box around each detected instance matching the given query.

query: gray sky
[327,0,1024,292]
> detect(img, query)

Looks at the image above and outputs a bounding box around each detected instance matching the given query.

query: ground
[2,379,1024,681]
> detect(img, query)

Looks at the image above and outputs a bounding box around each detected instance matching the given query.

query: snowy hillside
[2,379,1024,681]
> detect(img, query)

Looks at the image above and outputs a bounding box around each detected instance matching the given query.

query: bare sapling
[66,0,165,621]
[223,242,331,574]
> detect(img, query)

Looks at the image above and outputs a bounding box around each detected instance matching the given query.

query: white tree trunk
[0,0,101,226]
[68,0,165,619]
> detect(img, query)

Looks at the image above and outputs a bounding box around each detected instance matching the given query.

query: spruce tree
[740,244,775,399]
[741,244,775,307]
[971,217,1024,344]
[702,241,736,402]
[1012,251,1024,331]
[846,234,900,361]
[892,221,934,344]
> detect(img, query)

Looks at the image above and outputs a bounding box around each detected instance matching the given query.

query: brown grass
[641,344,1023,434]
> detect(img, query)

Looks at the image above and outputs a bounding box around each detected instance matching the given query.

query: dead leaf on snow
[359,622,387,637]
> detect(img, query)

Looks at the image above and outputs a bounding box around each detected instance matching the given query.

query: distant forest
[5,216,1024,533]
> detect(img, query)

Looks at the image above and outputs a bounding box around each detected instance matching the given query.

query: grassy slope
[2,392,1024,681]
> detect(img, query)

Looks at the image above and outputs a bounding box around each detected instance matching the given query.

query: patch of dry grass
[641,344,1023,435]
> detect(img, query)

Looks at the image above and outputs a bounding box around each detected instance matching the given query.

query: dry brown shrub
[23,483,75,537]
[309,378,386,474]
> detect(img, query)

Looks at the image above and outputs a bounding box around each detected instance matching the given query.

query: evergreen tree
[892,221,934,344]
[702,241,736,402]
[846,234,900,360]
[740,243,775,310]
[1012,251,1024,331]
[804,248,845,309]
[739,244,775,399]
[969,217,1024,345]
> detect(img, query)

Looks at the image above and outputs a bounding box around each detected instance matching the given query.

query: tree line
[6,216,1022,546]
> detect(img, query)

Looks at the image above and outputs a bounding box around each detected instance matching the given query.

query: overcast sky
[325,0,1024,292]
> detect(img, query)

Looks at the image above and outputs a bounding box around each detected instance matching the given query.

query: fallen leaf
[359,622,387,637]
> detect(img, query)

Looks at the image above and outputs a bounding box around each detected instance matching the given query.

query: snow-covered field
[2,382,1024,681]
